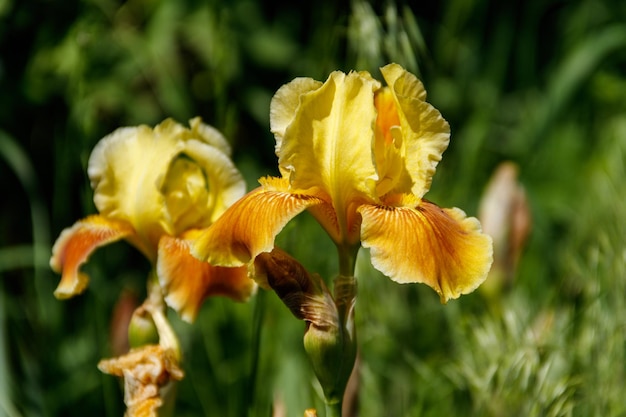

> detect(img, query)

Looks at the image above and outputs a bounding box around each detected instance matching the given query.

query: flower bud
[128,306,159,349]
[478,161,531,297]
[253,249,357,406]
[303,275,356,406]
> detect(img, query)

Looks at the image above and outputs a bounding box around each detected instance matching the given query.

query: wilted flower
[98,302,184,417]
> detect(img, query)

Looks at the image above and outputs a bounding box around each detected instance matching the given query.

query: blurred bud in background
[478,162,532,299]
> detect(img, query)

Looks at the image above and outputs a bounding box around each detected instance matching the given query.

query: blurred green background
[1,0,625,416]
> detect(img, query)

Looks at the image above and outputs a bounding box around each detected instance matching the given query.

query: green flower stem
[317,244,358,417]
[337,244,359,278]
[326,401,343,417]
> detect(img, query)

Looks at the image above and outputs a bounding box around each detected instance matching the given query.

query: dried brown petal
[98,345,183,416]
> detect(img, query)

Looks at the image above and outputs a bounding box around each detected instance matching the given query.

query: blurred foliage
[1,0,626,416]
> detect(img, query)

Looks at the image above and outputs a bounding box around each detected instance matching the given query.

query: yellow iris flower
[50,117,255,321]
[193,64,492,302]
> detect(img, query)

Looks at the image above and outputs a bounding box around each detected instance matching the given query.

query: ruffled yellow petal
[270,77,323,160]
[164,139,246,233]
[188,116,232,156]
[359,199,493,302]
[50,215,135,299]
[88,122,182,254]
[157,232,255,322]
[192,177,328,266]
[274,71,380,232]
[379,63,450,198]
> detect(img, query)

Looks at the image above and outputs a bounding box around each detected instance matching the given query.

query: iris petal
[275,71,380,224]
[192,177,327,266]
[188,116,233,156]
[380,63,450,198]
[157,232,254,322]
[270,77,323,158]
[50,215,135,299]
[170,139,246,230]
[359,199,493,302]
[88,123,182,254]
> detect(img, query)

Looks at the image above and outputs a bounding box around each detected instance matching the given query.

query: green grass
[1,0,625,415]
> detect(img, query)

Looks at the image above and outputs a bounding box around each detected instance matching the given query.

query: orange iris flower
[50,118,255,321]
[193,64,492,302]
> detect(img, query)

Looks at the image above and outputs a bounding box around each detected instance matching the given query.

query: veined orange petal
[192,177,327,266]
[50,215,135,299]
[157,233,255,323]
[359,199,493,302]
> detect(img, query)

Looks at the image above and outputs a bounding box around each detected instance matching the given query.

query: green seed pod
[128,307,159,348]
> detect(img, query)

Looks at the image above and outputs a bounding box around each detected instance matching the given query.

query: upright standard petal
[359,198,493,302]
[157,232,254,323]
[270,77,323,157]
[163,139,246,233]
[192,177,328,266]
[275,71,380,240]
[379,63,450,198]
[50,215,135,299]
[188,116,233,156]
[88,123,183,256]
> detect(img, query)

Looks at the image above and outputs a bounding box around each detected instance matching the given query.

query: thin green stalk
[337,244,359,278]
[322,245,359,417]
[0,130,52,323]
[326,401,343,417]
[247,289,267,417]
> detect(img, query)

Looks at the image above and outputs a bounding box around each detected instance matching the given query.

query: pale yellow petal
[275,71,381,223]
[359,199,493,302]
[50,215,135,299]
[164,139,246,233]
[188,116,232,156]
[380,63,450,198]
[192,177,327,266]
[270,77,323,157]
[157,233,255,323]
[88,123,182,254]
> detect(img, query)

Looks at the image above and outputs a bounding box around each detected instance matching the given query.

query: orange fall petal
[158,234,255,322]
[50,215,135,299]
[192,179,326,266]
[359,200,493,302]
